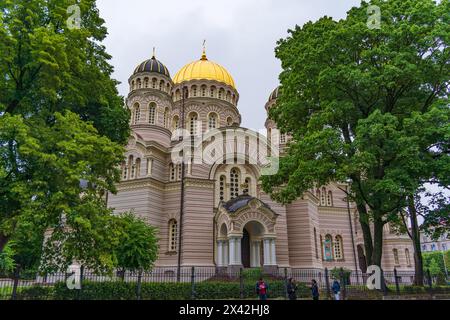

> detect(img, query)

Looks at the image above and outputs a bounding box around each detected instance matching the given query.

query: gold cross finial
[201,40,207,60]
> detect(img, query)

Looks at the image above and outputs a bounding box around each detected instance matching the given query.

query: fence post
[339,270,346,300]
[394,268,400,295]
[11,266,20,300]
[136,271,142,300]
[190,267,196,300]
[325,268,331,300]
[239,268,244,299]
[284,268,289,300]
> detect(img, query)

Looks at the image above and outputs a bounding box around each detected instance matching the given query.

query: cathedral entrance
[241,228,251,268]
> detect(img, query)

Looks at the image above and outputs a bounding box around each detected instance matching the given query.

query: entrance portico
[215,196,279,274]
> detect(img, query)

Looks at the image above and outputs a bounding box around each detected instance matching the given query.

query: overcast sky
[96,0,361,130]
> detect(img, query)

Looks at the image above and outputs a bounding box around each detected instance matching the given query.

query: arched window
[280,133,286,144]
[134,104,141,124]
[210,86,216,98]
[219,175,226,202]
[405,248,411,266]
[137,78,142,89]
[324,234,333,261]
[168,219,178,252]
[327,191,333,206]
[128,155,135,179]
[135,158,141,178]
[314,228,319,259]
[321,187,326,206]
[175,89,181,101]
[208,113,218,130]
[166,83,170,93]
[172,115,180,131]
[393,248,399,265]
[152,78,157,89]
[121,162,127,180]
[320,235,324,260]
[244,177,251,195]
[146,158,153,176]
[144,77,149,88]
[334,235,343,260]
[230,168,240,199]
[218,88,224,100]
[201,85,207,97]
[148,103,156,125]
[189,113,198,136]
[163,107,169,128]
[227,117,233,126]
[232,94,236,104]
[177,164,182,181]
[169,163,175,181]
[159,80,164,91]
[192,85,197,97]
[226,91,231,102]
[131,81,135,91]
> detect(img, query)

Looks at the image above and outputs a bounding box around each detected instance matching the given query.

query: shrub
[16,285,54,300]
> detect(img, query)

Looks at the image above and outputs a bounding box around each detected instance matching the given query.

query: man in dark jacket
[287,278,298,300]
[256,278,269,300]
[310,279,320,300]
[332,279,341,300]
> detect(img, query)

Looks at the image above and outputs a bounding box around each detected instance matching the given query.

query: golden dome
[173,49,236,89]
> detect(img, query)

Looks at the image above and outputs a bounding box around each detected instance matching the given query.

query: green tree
[262,0,449,273]
[114,213,159,296]
[115,213,159,274]
[0,0,130,273]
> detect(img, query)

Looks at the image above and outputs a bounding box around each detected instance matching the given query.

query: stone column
[270,239,277,265]
[235,237,242,266]
[223,241,229,266]
[217,241,223,267]
[229,238,235,265]
[263,238,271,266]
[251,241,261,267]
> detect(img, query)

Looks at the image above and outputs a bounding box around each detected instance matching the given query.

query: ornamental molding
[215,198,279,236]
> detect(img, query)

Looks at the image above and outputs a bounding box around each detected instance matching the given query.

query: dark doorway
[357,244,367,273]
[241,228,250,268]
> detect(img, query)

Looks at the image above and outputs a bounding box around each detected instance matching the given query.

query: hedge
[16,280,311,300]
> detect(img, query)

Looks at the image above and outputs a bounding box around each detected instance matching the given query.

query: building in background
[421,232,450,252]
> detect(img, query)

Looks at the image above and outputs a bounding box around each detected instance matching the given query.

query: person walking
[332,279,341,300]
[287,278,298,300]
[310,279,320,300]
[256,278,269,300]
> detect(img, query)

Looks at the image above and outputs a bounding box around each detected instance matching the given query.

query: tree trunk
[408,197,424,286]
[372,214,384,267]
[0,233,10,253]
[356,202,374,266]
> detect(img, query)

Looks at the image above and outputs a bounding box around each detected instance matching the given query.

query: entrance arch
[214,196,279,272]
[242,228,250,268]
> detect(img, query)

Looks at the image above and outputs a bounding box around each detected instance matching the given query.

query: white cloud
[97,0,361,129]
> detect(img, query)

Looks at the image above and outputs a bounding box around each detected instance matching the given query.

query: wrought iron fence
[0,267,447,300]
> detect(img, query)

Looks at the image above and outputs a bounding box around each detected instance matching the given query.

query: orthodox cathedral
[107,48,414,274]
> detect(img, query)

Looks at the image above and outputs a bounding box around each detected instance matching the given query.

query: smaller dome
[268,86,280,101]
[133,56,170,77]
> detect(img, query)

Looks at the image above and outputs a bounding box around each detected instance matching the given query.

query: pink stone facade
[107,54,415,273]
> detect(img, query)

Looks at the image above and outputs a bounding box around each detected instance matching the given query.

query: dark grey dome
[133,56,170,77]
